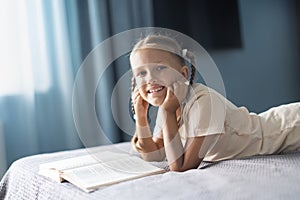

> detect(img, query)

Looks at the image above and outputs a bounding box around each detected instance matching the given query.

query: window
[0,0,51,96]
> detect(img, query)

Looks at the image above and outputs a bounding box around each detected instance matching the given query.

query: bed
[1,141,300,200]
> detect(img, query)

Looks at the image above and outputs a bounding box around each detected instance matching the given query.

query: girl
[130,34,300,172]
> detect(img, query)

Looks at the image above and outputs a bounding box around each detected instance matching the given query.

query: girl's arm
[161,82,209,171]
[134,121,165,161]
[132,88,165,161]
[162,110,206,171]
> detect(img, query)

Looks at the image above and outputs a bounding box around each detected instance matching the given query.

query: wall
[209,0,300,113]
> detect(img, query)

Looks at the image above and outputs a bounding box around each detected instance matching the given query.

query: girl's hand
[132,88,149,125]
[161,80,188,113]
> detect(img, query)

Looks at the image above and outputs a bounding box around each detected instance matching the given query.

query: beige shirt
[153,83,300,162]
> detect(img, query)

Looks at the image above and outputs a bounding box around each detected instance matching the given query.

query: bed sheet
[1,142,300,200]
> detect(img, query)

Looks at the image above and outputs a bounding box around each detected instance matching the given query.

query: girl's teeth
[149,87,163,93]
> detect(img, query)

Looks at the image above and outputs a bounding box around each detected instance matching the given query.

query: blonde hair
[130,34,196,152]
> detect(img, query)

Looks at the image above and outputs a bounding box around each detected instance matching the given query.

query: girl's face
[130,49,188,106]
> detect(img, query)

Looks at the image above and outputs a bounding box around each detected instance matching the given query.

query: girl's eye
[136,71,146,77]
[156,65,167,71]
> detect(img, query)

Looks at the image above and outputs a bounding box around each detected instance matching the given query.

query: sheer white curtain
[0,0,154,173]
[0,1,51,96]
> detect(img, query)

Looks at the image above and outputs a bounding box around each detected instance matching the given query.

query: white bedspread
[1,142,300,200]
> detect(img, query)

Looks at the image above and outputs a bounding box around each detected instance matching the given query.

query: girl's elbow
[169,167,184,172]
[169,165,190,172]
[141,152,165,162]
[169,161,202,172]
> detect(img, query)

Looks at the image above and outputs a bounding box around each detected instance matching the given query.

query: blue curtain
[0,0,153,172]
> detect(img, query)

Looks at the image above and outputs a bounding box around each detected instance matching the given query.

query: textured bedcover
[1,142,300,200]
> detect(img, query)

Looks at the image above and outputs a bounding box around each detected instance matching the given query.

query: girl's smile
[140,83,167,106]
[147,85,165,95]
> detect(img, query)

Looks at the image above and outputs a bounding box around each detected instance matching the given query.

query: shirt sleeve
[153,107,164,138]
[184,90,226,138]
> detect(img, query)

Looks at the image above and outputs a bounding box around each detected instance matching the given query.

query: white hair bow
[182,49,188,58]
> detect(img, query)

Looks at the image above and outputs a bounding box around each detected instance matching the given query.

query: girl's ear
[180,66,189,79]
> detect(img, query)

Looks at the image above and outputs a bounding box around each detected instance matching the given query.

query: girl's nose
[145,72,157,84]
[148,78,157,84]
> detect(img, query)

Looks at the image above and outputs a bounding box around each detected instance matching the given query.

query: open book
[38,151,165,192]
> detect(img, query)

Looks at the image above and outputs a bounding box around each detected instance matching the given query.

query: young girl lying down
[130,34,300,172]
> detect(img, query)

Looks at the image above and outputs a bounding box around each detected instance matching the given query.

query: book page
[102,156,164,174]
[39,155,98,171]
[62,155,164,190]
[39,151,130,171]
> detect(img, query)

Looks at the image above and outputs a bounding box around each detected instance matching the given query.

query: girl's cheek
[156,71,180,86]
[139,89,148,100]
[135,78,146,88]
